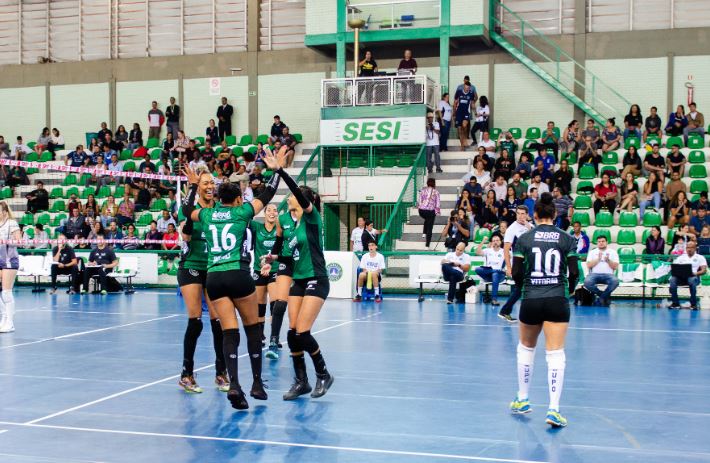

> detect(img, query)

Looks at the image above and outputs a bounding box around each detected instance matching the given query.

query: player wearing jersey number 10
[509,193,579,428]
[181,147,283,411]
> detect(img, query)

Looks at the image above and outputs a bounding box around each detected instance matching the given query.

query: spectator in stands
[156,209,177,233]
[25,181,48,213]
[156,165,176,197]
[582,118,601,149]
[6,165,28,189]
[639,171,663,216]
[500,186,521,225]
[473,146,494,172]
[269,116,287,144]
[425,112,441,173]
[100,144,116,165]
[509,172,527,200]
[668,191,691,228]
[100,195,117,225]
[618,172,639,212]
[593,173,617,215]
[49,128,64,157]
[441,209,470,251]
[463,159,491,189]
[692,191,709,213]
[540,122,559,158]
[494,149,514,180]
[128,123,143,150]
[350,217,365,252]
[488,174,507,202]
[64,208,85,238]
[698,225,710,255]
[117,191,135,226]
[463,175,483,210]
[644,226,665,255]
[87,145,100,165]
[643,142,665,182]
[623,104,643,140]
[160,132,175,161]
[534,145,555,172]
[515,151,532,179]
[438,93,452,152]
[552,159,573,195]
[357,50,378,103]
[121,224,139,250]
[524,187,538,218]
[105,221,123,249]
[0,136,9,157]
[361,220,385,249]
[571,221,590,255]
[583,236,619,306]
[671,224,694,253]
[497,131,518,160]
[86,220,104,248]
[50,234,78,294]
[441,242,471,304]
[457,189,473,215]
[82,234,118,294]
[188,150,205,172]
[82,194,99,220]
[216,97,234,139]
[644,106,662,141]
[471,97,490,145]
[86,156,107,187]
[170,131,188,161]
[690,206,710,236]
[134,181,151,212]
[11,136,31,160]
[144,220,162,250]
[417,178,440,249]
[97,122,112,141]
[279,126,297,167]
[481,190,499,228]
[620,145,642,179]
[165,97,180,139]
[37,127,51,149]
[684,102,705,144]
[102,133,122,153]
[578,134,600,174]
[669,241,707,310]
[560,120,581,154]
[552,187,573,230]
[162,223,179,252]
[397,49,418,100]
[106,153,122,186]
[666,170,686,203]
[29,224,50,249]
[88,137,101,153]
[601,118,621,152]
[216,152,237,180]
[473,235,505,305]
[138,153,156,174]
[528,172,549,195]
[114,125,128,149]
[491,220,507,242]
[147,101,164,140]
[665,105,687,136]
[478,131,496,155]
[666,144,687,177]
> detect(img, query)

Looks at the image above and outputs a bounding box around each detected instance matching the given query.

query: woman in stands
[645,226,665,255]
[181,151,281,410]
[619,172,639,212]
[668,191,691,229]
[639,171,663,216]
[176,168,228,394]
[509,192,579,427]
[601,118,621,153]
[0,202,21,333]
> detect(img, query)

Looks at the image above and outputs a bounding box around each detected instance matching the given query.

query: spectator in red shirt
[162,223,180,251]
[593,173,618,215]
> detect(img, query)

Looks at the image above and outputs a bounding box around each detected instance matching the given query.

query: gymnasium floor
[0,289,708,463]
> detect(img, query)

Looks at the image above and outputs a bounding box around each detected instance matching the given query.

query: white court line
[0,421,550,463]
[0,314,180,350]
[16,309,182,316]
[24,312,382,426]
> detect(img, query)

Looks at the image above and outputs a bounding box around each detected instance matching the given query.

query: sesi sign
[321,117,425,145]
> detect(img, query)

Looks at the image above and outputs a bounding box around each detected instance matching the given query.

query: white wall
[0,86,46,143]
[450,64,489,97]
[51,83,110,147]
[305,0,337,35]
[673,56,710,113]
[183,77,249,141]
[116,80,179,139]
[451,0,483,26]
[258,72,324,142]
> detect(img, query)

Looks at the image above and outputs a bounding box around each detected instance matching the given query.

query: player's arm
[503,242,513,277]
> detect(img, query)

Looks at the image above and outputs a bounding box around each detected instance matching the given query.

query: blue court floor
[0,289,709,462]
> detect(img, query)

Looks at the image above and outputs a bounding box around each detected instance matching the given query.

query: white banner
[320,117,425,145]
[324,251,359,299]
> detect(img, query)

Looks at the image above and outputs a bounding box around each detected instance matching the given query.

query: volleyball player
[177,169,229,393]
[499,205,533,322]
[509,193,579,427]
[181,150,281,410]
[0,202,21,333]
[271,166,334,400]
[453,81,475,151]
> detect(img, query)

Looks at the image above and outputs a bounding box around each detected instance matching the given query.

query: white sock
[516,342,535,400]
[0,295,6,329]
[1,290,14,329]
[546,349,566,411]
[374,287,380,295]
[357,286,363,296]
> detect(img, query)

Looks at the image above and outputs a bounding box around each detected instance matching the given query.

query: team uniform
[454,88,474,127]
[0,219,20,270]
[498,220,532,319]
[277,212,296,278]
[251,221,278,286]
[287,208,329,300]
[177,207,208,287]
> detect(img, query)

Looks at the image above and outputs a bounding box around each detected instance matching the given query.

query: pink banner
[0,159,186,182]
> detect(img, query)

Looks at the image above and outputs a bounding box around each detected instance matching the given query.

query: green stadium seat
[687,134,704,149]
[137,213,153,226]
[27,142,36,149]
[646,135,661,147]
[592,229,611,243]
[473,228,491,244]
[379,157,397,168]
[19,213,34,226]
[40,151,52,162]
[642,211,662,226]
[81,187,95,199]
[624,137,640,149]
[150,198,168,212]
[525,127,541,139]
[36,213,50,225]
[50,213,67,227]
[399,156,414,168]
[76,174,90,185]
[688,150,705,164]
[238,135,253,146]
[24,228,34,239]
[576,181,594,195]
[573,195,592,209]
[508,128,522,139]
[50,200,65,213]
[225,135,237,145]
[667,229,675,244]
[490,128,502,139]
[231,146,244,156]
[572,211,590,227]
[689,165,707,178]
[616,229,636,245]
[560,151,577,164]
[168,260,179,276]
[293,133,303,143]
[690,180,708,194]
[214,146,223,155]
[26,152,39,162]
[618,211,638,227]
[522,140,537,151]
[578,165,596,179]
[601,152,618,164]
[149,147,162,159]
[594,211,613,227]
[641,229,651,244]
[96,186,112,199]
[145,138,160,149]
[120,149,133,160]
[618,247,637,260]
[27,168,39,175]
[193,136,204,146]
[114,186,125,198]
[347,157,364,169]
[49,187,64,199]
[62,174,77,186]
[256,134,269,145]
[599,165,618,177]
[330,157,342,170]
[123,161,136,172]
[0,187,11,199]
[65,187,79,198]
[665,136,684,148]
[158,259,169,275]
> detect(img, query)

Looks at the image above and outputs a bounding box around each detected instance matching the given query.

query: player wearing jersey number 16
[510,193,579,428]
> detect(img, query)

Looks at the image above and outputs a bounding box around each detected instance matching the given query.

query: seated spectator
[683,102,705,144]
[173,130,189,160]
[552,187,573,230]
[494,148,514,180]
[623,104,643,139]
[474,235,506,305]
[11,136,31,160]
[552,159,573,195]
[524,187,538,218]
[162,132,175,160]
[0,136,8,158]
[481,191,499,228]
[462,175,483,211]
[462,159,491,189]
[26,223,49,249]
[478,131,496,155]
[583,236,619,306]
[6,165,29,188]
[97,122,112,141]
[618,172,639,212]
[665,144,687,177]
[643,143,665,182]
[620,145,642,178]
[105,221,123,249]
[122,224,140,250]
[86,219,104,247]
[644,225,665,255]
[114,125,128,149]
[593,173,617,215]
[84,194,100,219]
[534,146,556,172]
[216,153,237,180]
[665,105,687,136]
[162,223,180,252]
[82,234,118,294]
[206,119,220,146]
[157,165,176,197]
[144,220,163,250]
[26,181,48,213]
[487,175,507,202]
[601,118,621,152]
[441,209,470,251]
[156,209,177,233]
[668,191,691,229]
[280,126,297,167]
[527,172,549,195]
[540,121,559,158]
[577,135,600,174]
[47,128,65,158]
[500,186,521,225]
[514,152,532,180]
[497,131,518,161]
[100,196,118,227]
[671,224,694,253]
[582,118,601,148]
[128,123,143,150]
[101,133,122,153]
[37,127,51,149]
[691,191,709,213]
[106,153,122,185]
[88,145,101,164]
[440,242,471,304]
[269,115,287,145]
[644,106,662,141]
[134,181,151,212]
[697,225,710,255]
[50,235,78,294]
[490,220,507,242]
[639,171,663,216]
[690,206,710,235]
[559,120,580,153]
[472,147,493,172]
[188,150,205,171]
[86,156,108,187]
[138,153,156,173]
[669,241,707,310]
[63,208,85,238]
[509,172,527,200]
[666,170,687,205]
[201,142,216,171]
[531,160,553,187]
[571,221,590,255]
[353,242,385,302]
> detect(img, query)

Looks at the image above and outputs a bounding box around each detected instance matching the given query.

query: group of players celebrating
[176,146,333,410]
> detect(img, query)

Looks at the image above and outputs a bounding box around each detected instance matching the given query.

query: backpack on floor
[106,276,123,293]
[574,287,594,306]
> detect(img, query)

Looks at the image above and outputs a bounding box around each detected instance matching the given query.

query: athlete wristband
[181,184,198,221]
[255,172,280,205]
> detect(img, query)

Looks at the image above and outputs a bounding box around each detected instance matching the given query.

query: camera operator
[441,208,470,251]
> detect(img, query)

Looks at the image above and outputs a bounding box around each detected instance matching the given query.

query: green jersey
[198,202,255,272]
[178,206,208,271]
[499,139,516,157]
[278,212,297,258]
[288,209,327,279]
[513,224,577,299]
[251,221,278,274]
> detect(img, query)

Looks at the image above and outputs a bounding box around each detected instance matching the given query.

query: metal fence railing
[322,75,437,107]
[320,144,425,177]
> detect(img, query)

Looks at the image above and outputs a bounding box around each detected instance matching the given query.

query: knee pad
[287,328,299,352]
[186,317,203,338]
[517,342,535,364]
[296,331,319,355]
[2,290,14,305]
[272,300,287,317]
[258,303,267,318]
[545,349,565,369]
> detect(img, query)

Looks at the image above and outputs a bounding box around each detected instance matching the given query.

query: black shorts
[289,277,330,300]
[519,296,570,325]
[177,267,207,287]
[455,112,471,127]
[254,272,277,287]
[206,269,255,301]
[276,258,294,278]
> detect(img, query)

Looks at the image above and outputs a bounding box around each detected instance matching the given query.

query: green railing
[377,145,427,251]
[320,144,424,177]
[277,146,321,214]
[490,0,630,124]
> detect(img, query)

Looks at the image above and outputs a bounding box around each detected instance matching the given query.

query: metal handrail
[321,75,436,107]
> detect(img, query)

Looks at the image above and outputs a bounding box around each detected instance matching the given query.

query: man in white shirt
[350,217,365,252]
[474,235,506,305]
[670,241,707,310]
[478,131,496,156]
[425,112,441,174]
[353,242,386,302]
[11,136,31,160]
[488,175,508,202]
[499,205,533,322]
[156,210,177,233]
[583,236,619,306]
[441,241,472,304]
[527,173,550,195]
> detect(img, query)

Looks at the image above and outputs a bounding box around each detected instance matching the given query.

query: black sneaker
[227,386,249,410]
[283,379,312,401]
[311,373,334,398]
[250,378,268,400]
[690,305,700,311]
[353,295,362,302]
[436,168,443,173]
[669,305,681,310]
[498,313,517,323]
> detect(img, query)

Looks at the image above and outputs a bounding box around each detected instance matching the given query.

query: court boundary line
[24,312,382,426]
[0,314,180,350]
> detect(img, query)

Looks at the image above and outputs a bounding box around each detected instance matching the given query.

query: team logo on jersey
[326,263,343,282]
[252,273,259,281]
[279,263,286,271]
[188,269,199,277]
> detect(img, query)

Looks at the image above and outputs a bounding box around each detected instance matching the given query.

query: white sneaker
[0,320,14,333]
[421,234,426,238]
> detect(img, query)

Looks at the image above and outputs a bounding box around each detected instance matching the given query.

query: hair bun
[539,192,554,205]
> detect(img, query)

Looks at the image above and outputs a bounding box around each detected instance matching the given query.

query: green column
[440,0,451,94]
[336,0,347,77]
